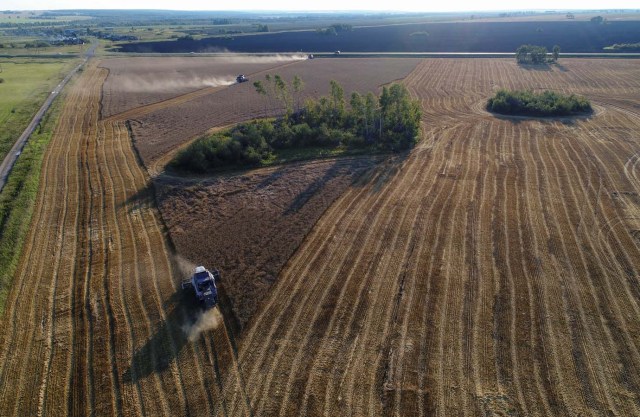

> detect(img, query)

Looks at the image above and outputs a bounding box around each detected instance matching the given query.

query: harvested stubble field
[0,56,640,417]
[231,59,640,416]
[122,58,421,167]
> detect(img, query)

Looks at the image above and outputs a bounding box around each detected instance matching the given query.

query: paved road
[0,43,96,192]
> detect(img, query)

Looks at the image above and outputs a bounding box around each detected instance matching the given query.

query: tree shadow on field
[121,290,199,384]
[119,181,156,213]
[283,158,374,215]
[351,152,409,194]
[553,63,569,72]
[518,63,552,72]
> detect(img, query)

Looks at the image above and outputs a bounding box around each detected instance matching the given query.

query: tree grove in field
[515,44,548,65]
[170,78,422,173]
[487,89,592,117]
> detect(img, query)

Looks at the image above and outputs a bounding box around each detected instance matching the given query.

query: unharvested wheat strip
[251,154,421,414]
[237,162,392,397]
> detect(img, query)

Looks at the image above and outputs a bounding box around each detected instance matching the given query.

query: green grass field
[0,57,77,162]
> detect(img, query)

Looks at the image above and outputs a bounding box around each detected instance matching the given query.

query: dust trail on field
[200,52,309,63]
[118,75,235,93]
[183,308,223,342]
[174,254,197,277]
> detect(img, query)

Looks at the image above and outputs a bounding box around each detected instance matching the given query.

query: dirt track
[0,64,249,416]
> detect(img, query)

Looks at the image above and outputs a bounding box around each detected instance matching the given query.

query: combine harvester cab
[182,266,220,309]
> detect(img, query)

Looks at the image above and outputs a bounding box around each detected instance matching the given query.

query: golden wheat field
[0,57,639,416]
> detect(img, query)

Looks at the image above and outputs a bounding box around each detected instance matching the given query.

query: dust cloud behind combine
[182,308,223,342]
[117,75,235,93]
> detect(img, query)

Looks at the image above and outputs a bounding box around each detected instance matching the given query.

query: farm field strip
[231,59,640,416]
[0,63,249,416]
[125,58,421,166]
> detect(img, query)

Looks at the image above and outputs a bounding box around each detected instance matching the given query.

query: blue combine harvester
[182,266,220,309]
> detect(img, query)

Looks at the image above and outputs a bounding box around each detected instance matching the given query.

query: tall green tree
[552,45,561,62]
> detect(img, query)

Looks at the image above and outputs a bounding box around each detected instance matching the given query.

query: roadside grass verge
[0,57,77,162]
[0,88,64,315]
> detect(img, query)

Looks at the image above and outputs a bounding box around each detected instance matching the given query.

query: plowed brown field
[1,57,640,417]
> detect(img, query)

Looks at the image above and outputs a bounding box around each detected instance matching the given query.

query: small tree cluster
[171,80,422,173]
[515,44,548,64]
[487,89,592,117]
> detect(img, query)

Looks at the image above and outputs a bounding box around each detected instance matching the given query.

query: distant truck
[182,266,220,309]
[236,74,248,83]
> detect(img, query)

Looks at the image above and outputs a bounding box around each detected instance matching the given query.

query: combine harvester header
[182,266,220,309]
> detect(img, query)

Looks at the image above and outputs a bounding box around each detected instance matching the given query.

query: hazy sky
[5,0,638,12]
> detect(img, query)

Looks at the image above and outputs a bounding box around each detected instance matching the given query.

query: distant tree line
[515,44,561,64]
[316,23,353,36]
[487,89,592,117]
[170,77,422,173]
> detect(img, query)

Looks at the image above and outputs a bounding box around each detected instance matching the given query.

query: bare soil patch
[155,156,380,330]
